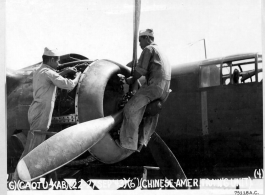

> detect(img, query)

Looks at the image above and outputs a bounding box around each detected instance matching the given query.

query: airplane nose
[17,159,31,181]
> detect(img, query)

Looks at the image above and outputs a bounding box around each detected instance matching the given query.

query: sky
[5,0,262,70]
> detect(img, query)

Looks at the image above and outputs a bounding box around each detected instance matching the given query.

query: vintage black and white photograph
[5,0,264,193]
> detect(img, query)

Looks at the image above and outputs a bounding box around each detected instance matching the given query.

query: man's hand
[117,74,126,84]
[60,67,77,77]
[125,76,134,85]
[76,71,82,77]
[117,74,135,85]
[64,67,77,74]
[117,73,139,86]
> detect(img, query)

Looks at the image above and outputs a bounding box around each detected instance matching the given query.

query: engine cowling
[77,59,134,163]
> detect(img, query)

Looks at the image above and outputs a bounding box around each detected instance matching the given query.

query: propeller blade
[132,0,141,73]
[129,0,141,92]
[148,132,188,188]
[17,111,123,182]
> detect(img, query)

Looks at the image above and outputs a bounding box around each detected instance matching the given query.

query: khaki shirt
[135,43,171,101]
[28,63,79,131]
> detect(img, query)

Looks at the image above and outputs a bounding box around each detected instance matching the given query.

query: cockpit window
[200,64,220,88]
[222,56,262,85]
[258,56,263,82]
[200,55,262,88]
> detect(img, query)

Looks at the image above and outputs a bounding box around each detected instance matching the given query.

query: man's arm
[125,70,142,85]
[126,47,152,92]
[59,67,77,77]
[46,70,82,91]
[127,46,152,84]
[126,71,142,94]
[118,47,152,92]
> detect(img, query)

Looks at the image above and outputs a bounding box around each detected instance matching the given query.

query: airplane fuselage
[7,53,263,179]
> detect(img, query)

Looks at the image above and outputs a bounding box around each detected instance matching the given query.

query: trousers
[120,94,159,151]
[119,80,171,151]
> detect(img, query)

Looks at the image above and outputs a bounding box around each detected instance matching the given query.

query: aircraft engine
[6,55,135,173]
[42,58,136,165]
[73,59,135,163]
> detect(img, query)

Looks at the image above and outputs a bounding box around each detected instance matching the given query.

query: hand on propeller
[117,74,134,85]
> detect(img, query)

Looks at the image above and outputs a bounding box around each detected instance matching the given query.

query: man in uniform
[119,29,171,151]
[13,47,81,181]
[21,47,82,159]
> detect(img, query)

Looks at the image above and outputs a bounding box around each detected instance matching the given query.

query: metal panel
[16,105,30,130]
